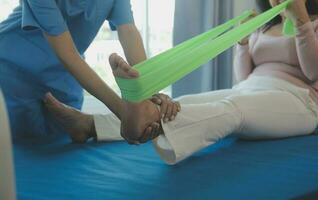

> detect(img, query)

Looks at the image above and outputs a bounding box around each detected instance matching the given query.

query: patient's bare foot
[44,93,96,143]
[109,54,162,143]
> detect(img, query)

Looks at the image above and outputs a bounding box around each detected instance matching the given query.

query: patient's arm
[295,21,318,82]
[233,43,254,83]
[284,0,318,82]
[233,11,257,83]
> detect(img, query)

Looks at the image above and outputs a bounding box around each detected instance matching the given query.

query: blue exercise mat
[14,134,318,200]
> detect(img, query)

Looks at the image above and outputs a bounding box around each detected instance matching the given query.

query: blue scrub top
[0,0,134,138]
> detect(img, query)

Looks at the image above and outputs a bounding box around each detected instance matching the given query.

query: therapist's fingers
[149,123,161,140]
[175,101,181,112]
[154,94,169,119]
[164,101,173,122]
[121,132,141,145]
[151,94,163,105]
[153,93,176,122]
[44,92,64,108]
[171,102,178,121]
[160,99,168,121]
[139,126,154,144]
[138,125,154,144]
[138,123,161,143]
[150,123,161,139]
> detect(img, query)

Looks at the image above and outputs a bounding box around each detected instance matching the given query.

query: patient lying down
[45,0,318,164]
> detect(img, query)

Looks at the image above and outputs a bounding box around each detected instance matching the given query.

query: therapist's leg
[153,89,318,165]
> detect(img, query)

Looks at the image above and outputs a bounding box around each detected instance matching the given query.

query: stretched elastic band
[116,0,293,102]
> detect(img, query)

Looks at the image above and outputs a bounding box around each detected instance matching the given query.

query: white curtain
[172,0,234,97]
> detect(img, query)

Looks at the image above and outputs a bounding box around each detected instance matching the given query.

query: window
[0,0,18,20]
[84,0,175,113]
[0,0,175,113]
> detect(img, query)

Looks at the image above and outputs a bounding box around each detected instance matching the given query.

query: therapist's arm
[117,24,181,122]
[117,24,147,66]
[45,31,127,119]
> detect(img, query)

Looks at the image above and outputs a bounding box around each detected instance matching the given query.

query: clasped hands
[111,53,181,145]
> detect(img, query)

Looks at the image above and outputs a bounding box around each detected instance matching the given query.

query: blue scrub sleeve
[21,0,68,36]
[107,0,134,31]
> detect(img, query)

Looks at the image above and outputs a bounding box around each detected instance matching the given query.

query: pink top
[234,19,318,105]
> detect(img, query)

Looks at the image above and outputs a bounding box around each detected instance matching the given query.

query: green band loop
[116,0,293,102]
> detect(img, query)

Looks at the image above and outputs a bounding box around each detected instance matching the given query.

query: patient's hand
[151,93,181,123]
[238,10,257,45]
[280,0,309,26]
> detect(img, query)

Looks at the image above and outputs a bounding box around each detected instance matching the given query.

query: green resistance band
[283,18,296,36]
[116,0,293,102]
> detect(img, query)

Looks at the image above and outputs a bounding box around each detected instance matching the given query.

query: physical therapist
[0,0,178,142]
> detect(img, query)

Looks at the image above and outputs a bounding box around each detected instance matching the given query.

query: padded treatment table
[14,133,318,200]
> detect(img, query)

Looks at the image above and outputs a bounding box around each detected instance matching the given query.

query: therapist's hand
[151,94,181,123]
[109,53,139,79]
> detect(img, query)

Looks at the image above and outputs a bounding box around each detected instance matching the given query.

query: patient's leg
[154,89,318,165]
[176,89,234,104]
[44,93,161,144]
[45,54,162,144]
[93,90,236,142]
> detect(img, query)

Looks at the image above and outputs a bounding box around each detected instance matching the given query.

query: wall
[234,0,256,15]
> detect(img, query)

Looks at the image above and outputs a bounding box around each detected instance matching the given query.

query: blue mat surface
[14,134,318,200]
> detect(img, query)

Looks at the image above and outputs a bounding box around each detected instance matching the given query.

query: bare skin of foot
[43,54,163,144]
[43,54,177,144]
[44,93,96,143]
[44,92,162,144]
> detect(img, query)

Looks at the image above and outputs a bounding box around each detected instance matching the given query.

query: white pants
[94,76,318,165]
